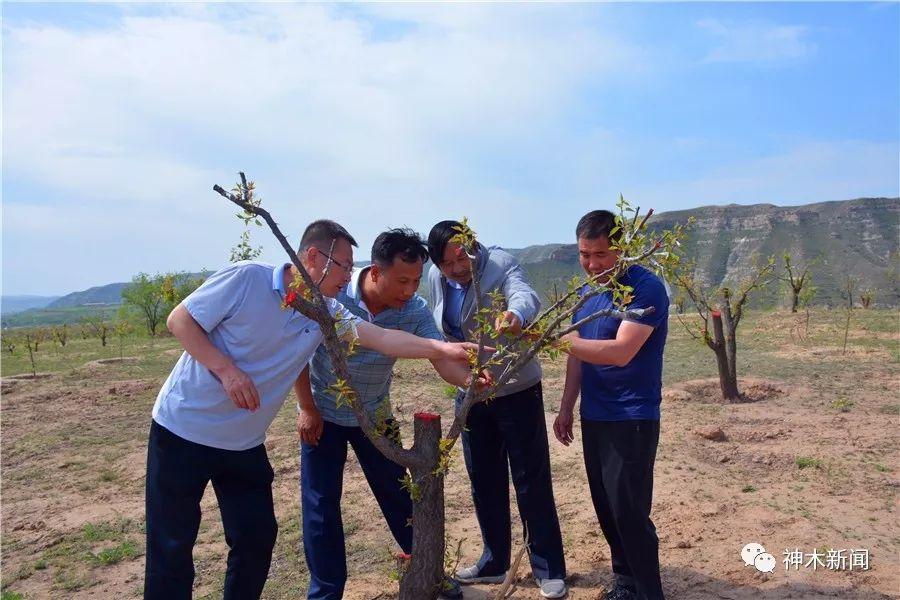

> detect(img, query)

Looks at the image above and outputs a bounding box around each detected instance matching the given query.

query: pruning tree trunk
[709,310,739,402]
[401,413,445,598]
[213,175,680,599]
[675,260,774,403]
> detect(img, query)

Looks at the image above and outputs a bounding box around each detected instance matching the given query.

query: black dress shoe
[604,584,637,600]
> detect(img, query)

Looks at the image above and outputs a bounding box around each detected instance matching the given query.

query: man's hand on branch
[561,330,580,344]
[216,363,261,411]
[439,341,494,364]
[545,330,579,353]
[494,311,522,336]
[553,407,575,446]
[356,322,493,362]
[466,369,495,392]
[297,407,324,446]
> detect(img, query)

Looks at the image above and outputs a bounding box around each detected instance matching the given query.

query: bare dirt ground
[1,308,897,599]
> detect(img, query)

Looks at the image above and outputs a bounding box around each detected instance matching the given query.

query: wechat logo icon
[741,542,776,573]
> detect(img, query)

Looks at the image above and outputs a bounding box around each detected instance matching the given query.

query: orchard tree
[161,272,206,306]
[83,317,110,347]
[122,274,168,336]
[213,174,683,599]
[779,253,817,342]
[23,329,41,377]
[779,253,815,313]
[29,328,47,352]
[673,258,775,402]
[122,272,204,336]
[2,332,17,355]
[52,324,69,348]
[859,288,875,309]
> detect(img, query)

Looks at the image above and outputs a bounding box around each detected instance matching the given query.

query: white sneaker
[536,577,567,599]
[455,564,508,584]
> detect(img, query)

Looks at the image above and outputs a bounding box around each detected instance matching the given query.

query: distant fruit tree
[672,257,775,402]
[121,272,205,336]
[779,252,815,313]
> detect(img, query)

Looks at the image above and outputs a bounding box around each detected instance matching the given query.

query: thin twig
[557,306,654,336]
[494,528,529,600]
[315,238,337,287]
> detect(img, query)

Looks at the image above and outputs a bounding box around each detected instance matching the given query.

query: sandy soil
[1,315,897,599]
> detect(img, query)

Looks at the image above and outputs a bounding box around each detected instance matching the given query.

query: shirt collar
[273,263,291,296]
[345,266,376,320]
[346,266,368,301]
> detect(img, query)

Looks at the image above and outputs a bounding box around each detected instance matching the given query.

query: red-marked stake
[414,412,440,422]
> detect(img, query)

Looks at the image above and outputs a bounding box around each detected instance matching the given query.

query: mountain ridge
[4,197,898,321]
[505,197,898,307]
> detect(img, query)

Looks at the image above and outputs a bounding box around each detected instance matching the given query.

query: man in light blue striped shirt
[145,221,481,600]
[299,229,469,600]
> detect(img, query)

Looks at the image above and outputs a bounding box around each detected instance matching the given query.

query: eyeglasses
[315,247,353,274]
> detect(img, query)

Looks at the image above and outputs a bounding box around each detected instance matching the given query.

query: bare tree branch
[733,258,775,328]
[214,175,427,469]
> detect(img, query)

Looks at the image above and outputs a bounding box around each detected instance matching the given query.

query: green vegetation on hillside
[1,306,118,329]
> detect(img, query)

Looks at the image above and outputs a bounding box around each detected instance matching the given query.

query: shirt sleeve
[625,275,669,329]
[325,297,363,341]
[500,260,541,324]
[181,264,250,333]
[507,308,526,327]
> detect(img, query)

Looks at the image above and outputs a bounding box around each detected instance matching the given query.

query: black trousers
[581,419,664,600]
[458,382,566,580]
[144,420,278,600]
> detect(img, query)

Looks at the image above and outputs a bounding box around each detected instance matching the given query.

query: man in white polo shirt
[145,220,481,600]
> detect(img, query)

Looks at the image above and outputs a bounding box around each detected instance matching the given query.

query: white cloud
[696,18,816,64]
[3,4,635,198]
[2,4,643,292]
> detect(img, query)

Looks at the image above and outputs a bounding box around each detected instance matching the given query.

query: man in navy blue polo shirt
[553,210,669,600]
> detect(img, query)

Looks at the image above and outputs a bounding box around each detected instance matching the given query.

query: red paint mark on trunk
[414,412,440,422]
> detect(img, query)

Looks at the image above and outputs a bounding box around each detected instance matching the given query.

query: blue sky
[3,2,898,295]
